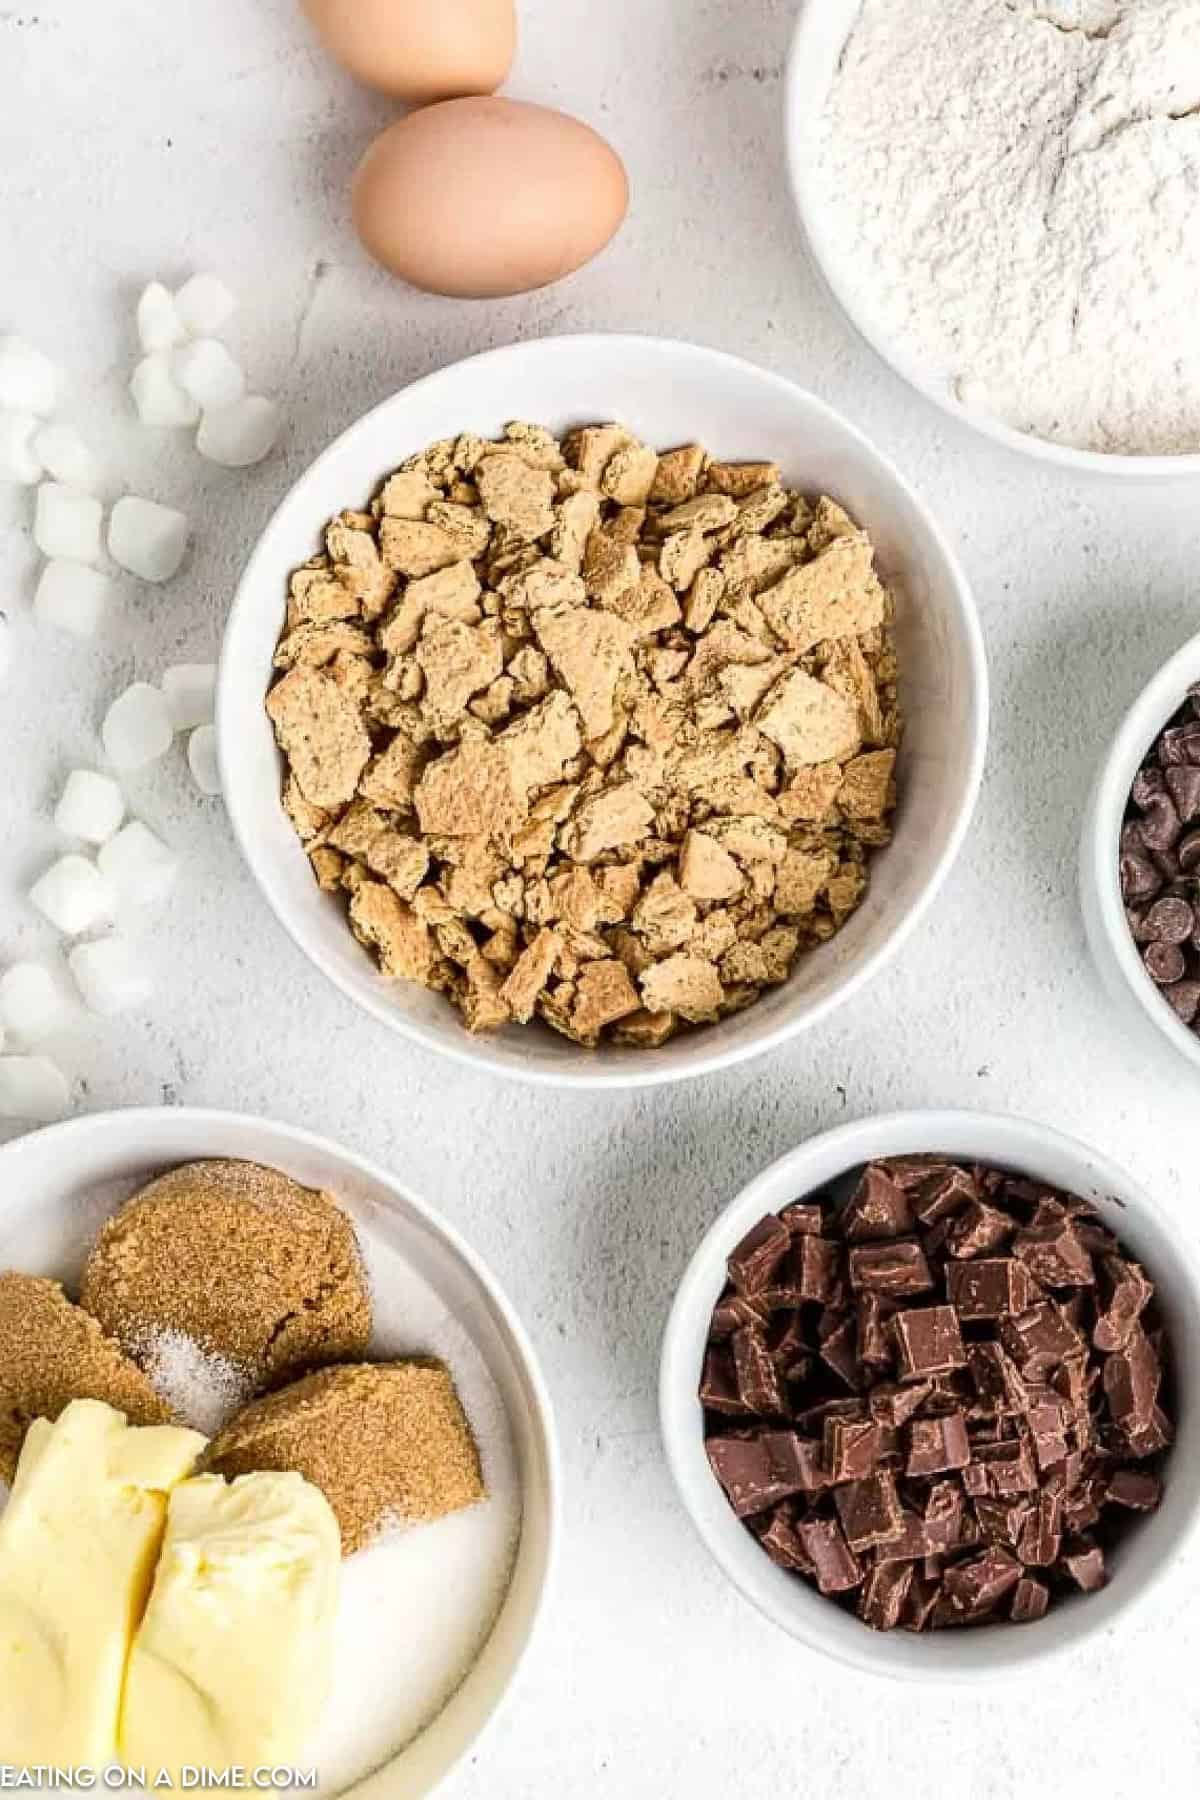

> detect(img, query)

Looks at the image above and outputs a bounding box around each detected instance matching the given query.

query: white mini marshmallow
[101,682,174,770]
[0,335,63,416]
[0,963,66,1042]
[34,482,103,564]
[108,495,188,583]
[98,820,178,908]
[69,936,152,1017]
[34,562,110,639]
[187,725,221,796]
[54,769,126,844]
[171,339,245,412]
[0,409,42,484]
[32,422,99,490]
[174,273,236,337]
[29,854,114,935]
[161,662,216,731]
[130,354,201,429]
[136,281,188,354]
[196,395,280,469]
[0,1055,69,1122]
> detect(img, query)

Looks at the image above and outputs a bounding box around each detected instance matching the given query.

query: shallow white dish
[1080,631,1200,1077]
[218,332,987,1089]
[660,1109,1200,1679]
[0,1108,559,1798]
[784,1,1200,480]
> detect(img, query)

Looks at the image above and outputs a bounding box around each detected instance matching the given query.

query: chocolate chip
[1102,1323,1161,1433]
[824,1415,880,1483]
[1167,766,1200,823]
[779,1201,824,1237]
[858,1559,913,1630]
[793,1233,840,1302]
[1145,941,1187,984]
[841,1165,915,1241]
[707,1436,799,1517]
[1160,723,1200,766]
[1144,896,1195,943]
[797,1518,862,1593]
[906,1411,970,1476]
[947,1257,1033,1319]
[834,1470,903,1550]
[1063,1540,1106,1592]
[1139,791,1182,855]
[946,1198,1012,1259]
[1164,979,1200,1025]
[943,1545,1022,1616]
[1093,1255,1153,1352]
[1179,827,1200,871]
[732,1326,785,1414]
[893,1306,967,1380]
[756,1506,814,1573]
[699,1345,750,1415]
[1010,1576,1050,1623]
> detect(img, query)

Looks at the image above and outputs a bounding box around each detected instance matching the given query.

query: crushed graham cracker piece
[266,666,371,810]
[267,422,901,1048]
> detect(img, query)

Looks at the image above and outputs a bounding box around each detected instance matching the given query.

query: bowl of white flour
[786,0,1200,474]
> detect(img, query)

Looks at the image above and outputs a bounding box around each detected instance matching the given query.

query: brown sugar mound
[80,1160,373,1395]
[0,1271,172,1483]
[203,1360,485,1556]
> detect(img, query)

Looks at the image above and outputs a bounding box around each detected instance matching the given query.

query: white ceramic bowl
[218,333,987,1089]
[784,2,1200,480]
[1081,631,1200,1076]
[660,1110,1200,1679]
[0,1108,559,1797]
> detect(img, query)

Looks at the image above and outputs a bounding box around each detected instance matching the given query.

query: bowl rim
[218,330,989,1091]
[0,1104,562,1794]
[1080,629,1200,1074]
[659,1107,1200,1681]
[783,3,1200,481]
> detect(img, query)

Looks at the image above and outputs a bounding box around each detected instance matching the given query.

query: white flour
[811,0,1200,453]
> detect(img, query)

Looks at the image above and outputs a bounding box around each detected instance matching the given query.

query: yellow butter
[0,1399,206,1768]
[120,1470,341,1778]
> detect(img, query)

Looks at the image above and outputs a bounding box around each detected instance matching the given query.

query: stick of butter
[120,1470,341,1778]
[0,1399,207,1768]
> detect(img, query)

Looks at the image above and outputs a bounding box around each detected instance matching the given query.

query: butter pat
[0,1399,206,1767]
[121,1470,341,1777]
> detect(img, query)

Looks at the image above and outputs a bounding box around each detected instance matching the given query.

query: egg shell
[352,99,629,300]
[301,0,515,104]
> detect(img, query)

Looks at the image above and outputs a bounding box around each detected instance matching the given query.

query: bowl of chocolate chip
[1082,632,1200,1076]
[660,1111,1200,1677]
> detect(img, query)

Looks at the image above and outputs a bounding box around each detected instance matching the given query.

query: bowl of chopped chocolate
[1082,631,1200,1077]
[660,1111,1200,1675]
[219,333,987,1087]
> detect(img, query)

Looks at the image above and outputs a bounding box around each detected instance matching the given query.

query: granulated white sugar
[141,1328,253,1437]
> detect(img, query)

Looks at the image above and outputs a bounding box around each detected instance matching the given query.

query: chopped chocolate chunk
[841,1165,914,1241]
[946,1198,1013,1259]
[702,1158,1174,1635]
[870,1381,931,1428]
[972,1438,1039,1496]
[757,1507,815,1573]
[699,1346,750,1415]
[1010,1576,1050,1623]
[709,1291,768,1340]
[834,1471,903,1551]
[824,1415,880,1483]
[947,1258,1033,1320]
[798,1518,862,1594]
[732,1326,785,1415]
[1063,1540,1107,1593]
[1093,1255,1154,1353]
[1102,1323,1161,1434]
[859,1560,914,1630]
[1013,1213,1093,1288]
[906,1411,970,1476]
[1106,1468,1162,1511]
[943,1546,1022,1615]
[794,1233,841,1303]
[848,1239,933,1297]
[779,1201,824,1237]
[728,1214,791,1296]
[1000,1302,1084,1377]
[892,1306,967,1380]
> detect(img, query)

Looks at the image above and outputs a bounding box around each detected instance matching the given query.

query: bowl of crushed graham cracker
[219,334,988,1087]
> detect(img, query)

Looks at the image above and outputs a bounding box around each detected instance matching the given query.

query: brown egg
[352,98,629,300]
[300,0,515,105]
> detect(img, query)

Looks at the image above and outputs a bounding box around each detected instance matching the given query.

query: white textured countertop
[3,2,1199,1795]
